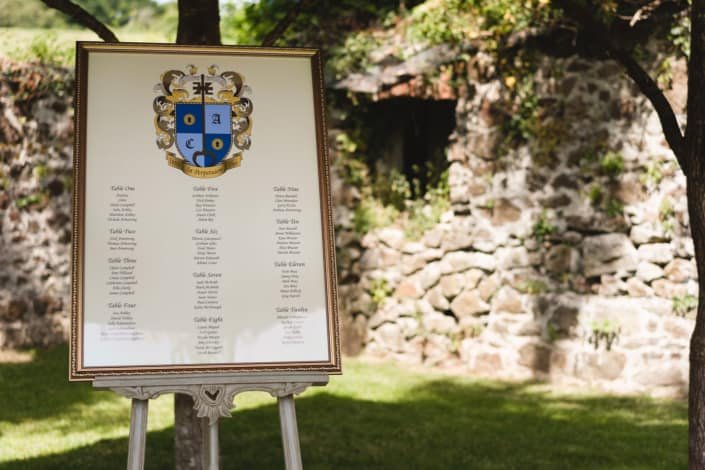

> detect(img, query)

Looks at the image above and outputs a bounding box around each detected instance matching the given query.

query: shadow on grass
[1,366,687,469]
[0,344,111,425]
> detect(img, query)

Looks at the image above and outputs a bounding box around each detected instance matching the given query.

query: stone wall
[0,59,73,348]
[334,53,694,397]
[0,52,696,397]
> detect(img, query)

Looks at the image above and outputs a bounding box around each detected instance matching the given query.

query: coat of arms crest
[153,65,253,178]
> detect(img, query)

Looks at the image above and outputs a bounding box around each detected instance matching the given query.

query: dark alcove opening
[363,97,457,192]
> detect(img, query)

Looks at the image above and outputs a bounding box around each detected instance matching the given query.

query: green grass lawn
[0,345,688,469]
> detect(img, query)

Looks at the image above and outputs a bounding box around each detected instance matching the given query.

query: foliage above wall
[0,0,168,28]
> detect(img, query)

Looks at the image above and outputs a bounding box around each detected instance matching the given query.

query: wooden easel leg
[201,417,220,470]
[278,395,303,470]
[127,398,149,470]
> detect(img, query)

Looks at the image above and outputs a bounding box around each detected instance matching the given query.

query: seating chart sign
[70,43,340,380]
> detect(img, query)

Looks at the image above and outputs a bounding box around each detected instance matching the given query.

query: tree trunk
[177,0,221,45]
[686,3,705,466]
[174,3,221,467]
[688,173,705,467]
[174,393,205,469]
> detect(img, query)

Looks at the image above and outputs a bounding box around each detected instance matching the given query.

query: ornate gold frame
[71,42,340,380]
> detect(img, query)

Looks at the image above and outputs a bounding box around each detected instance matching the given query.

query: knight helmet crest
[153,64,253,178]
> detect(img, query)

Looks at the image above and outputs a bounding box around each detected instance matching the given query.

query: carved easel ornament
[95,374,328,470]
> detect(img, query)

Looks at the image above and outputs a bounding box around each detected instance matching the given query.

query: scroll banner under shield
[166,152,242,178]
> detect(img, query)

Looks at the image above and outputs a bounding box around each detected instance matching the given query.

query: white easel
[94,373,329,470]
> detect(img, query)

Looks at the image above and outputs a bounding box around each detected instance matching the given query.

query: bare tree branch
[261,0,313,47]
[609,47,686,164]
[41,0,118,43]
[628,0,663,26]
[554,0,687,173]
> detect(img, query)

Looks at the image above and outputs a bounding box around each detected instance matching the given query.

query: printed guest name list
[273,185,307,346]
[102,185,142,342]
[192,185,224,356]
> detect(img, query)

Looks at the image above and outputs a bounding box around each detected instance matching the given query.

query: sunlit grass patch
[0,345,688,468]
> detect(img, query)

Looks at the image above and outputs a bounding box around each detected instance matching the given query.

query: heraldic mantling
[153,65,253,178]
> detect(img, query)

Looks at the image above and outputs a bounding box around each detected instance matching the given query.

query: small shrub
[369,278,393,308]
[503,75,539,145]
[517,279,548,294]
[587,319,620,351]
[641,160,665,187]
[659,197,675,221]
[581,146,601,165]
[404,170,450,240]
[335,132,358,156]
[546,322,559,342]
[335,132,369,189]
[340,157,368,189]
[656,57,673,88]
[599,151,625,177]
[352,197,399,235]
[588,185,603,207]
[659,197,676,234]
[15,191,46,209]
[374,168,411,211]
[604,198,623,218]
[587,185,622,217]
[668,11,691,58]
[532,209,556,242]
[673,294,698,317]
[33,164,49,181]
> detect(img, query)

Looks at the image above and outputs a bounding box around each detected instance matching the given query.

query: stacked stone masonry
[335,53,694,397]
[0,59,73,348]
[0,52,695,397]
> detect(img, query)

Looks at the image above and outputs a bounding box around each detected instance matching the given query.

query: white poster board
[70,43,340,380]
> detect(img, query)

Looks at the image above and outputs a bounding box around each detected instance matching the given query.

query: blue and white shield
[175,103,232,167]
